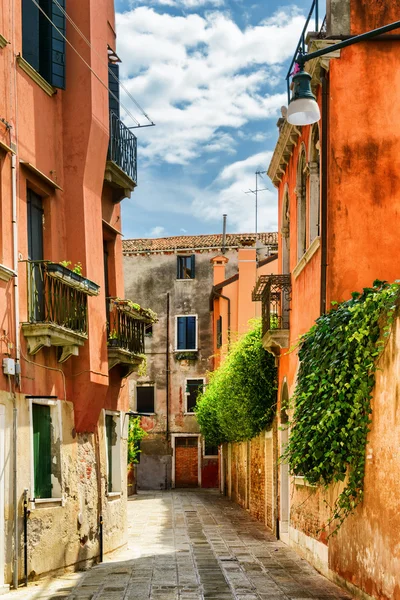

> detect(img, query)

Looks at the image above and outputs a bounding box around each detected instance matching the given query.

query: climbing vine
[283,280,400,531]
[196,319,277,445]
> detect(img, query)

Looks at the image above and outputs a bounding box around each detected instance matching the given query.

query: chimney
[211,255,229,286]
[237,238,257,334]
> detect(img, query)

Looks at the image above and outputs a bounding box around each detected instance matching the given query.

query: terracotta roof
[123,232,278,254]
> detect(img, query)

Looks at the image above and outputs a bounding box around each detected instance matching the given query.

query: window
[145,323,153,337]
[186,379,204,413]
[176,437,198,447]
[22,0,66,89]
[216,316,222,348]
[176,316,197,350]
[31,399,62,500]
[297,148,307,260]
[204,442,219,457]
[105,412,121,493]
[309,124,320,244]
[177,255,195,279]
[136,384,155,414]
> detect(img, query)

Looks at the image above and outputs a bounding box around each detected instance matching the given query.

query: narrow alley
[10,491,352,600]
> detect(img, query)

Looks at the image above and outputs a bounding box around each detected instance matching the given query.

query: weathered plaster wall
[2,396,127,584]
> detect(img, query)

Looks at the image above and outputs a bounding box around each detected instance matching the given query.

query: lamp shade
[287,69,320,126]
[287,98,321,125]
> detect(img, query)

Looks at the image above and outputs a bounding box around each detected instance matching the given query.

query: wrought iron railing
[253,274,291,337]
[107,298,145,355]
[285,0,326,103]
[107,111,137,183]
[27,261,88,334]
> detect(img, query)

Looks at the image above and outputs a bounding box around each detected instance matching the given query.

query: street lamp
[286,18,400,126]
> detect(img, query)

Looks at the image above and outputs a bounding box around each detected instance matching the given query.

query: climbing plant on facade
[195,319,277,445]
[283,280,400,532]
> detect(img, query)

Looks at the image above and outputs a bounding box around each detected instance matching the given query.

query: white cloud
[116,7,305,164]
[129,0,224,8]
[148,225,167,236]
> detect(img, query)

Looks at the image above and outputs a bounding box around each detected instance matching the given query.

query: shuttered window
[186,379,204,413]
[177,255,195,279]
[177,316,197,350]
[32,404,52,499]
[105,415,114,493]
[216,316,222,348]
[22,0,66,89]
[108,63,120,118]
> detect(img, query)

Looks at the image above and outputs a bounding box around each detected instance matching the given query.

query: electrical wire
[52,0,154,126]
[20,344,67,402]
[30,0,141,126]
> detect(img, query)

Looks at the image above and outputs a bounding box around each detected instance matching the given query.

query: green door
[32,404,52,499]
[106,415,113,493]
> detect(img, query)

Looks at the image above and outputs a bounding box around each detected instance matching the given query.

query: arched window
[281,186,290,274]
[309,125,320,243]
[297,147,307,260]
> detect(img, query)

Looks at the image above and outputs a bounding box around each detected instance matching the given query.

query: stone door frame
[171,433,201,488]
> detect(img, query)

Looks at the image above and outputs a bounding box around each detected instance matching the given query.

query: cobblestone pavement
[7,490,352,600]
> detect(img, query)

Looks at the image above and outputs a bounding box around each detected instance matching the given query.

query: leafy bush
[127,416,147,464]
[283,280,400,531]
[196,319,277,444]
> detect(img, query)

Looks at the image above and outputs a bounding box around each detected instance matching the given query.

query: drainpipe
[11,151,19,589]
[165,293,170,441]
[23,489,29,586]
[320,72,328,315]
[212,289,231,351]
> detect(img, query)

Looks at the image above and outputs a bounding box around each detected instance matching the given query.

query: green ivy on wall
[127,416,148,464]
[195,319,277,445]
[283,280,400,532]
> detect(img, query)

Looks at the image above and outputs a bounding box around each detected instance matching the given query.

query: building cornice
[268,39,342,187]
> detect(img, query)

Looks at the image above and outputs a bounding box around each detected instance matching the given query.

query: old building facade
[248,0,400,598]
[0,0,151,588]
[123,233,277,491]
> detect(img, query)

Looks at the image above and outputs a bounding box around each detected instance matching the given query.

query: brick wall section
[250,433,265,523]
[231,442,247,508]
[175,446,198,487]
[265,436,273,529]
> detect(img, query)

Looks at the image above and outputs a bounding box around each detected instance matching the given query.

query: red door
[175,437,198,487]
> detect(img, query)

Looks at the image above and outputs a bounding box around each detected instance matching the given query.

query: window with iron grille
[22,0,66,89]
[176,315,197,350]
[136,384,155,414]
[177,255,195,279]
[186,379,204,413]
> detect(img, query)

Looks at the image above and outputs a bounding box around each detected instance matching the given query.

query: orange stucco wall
[0,0,128,433]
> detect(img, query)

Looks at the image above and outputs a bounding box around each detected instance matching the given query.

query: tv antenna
[245,170,269,239]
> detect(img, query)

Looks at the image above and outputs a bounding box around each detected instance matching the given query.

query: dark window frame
[177,255,195,279]
[204,442,219,457]
[176,315,197,350]
[136,384,155,414]
[185,379,204,413]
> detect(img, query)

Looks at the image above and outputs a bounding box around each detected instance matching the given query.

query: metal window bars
[27,261,88,334]
[108,111,138,183]
[107,298,145,355]
[252,274,291,337]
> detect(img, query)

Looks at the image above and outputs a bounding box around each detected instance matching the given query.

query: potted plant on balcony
[46,261,100,296]
[108,329,119,347]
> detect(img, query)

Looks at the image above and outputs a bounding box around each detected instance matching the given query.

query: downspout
[212,289,231,351]
[11,152,19,589]
[320,72,328,315]
[165,293,170,441]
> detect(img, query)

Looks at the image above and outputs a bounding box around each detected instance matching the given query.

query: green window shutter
[32,404,52,499]
[108,63,120,118]
[50,0,66,89]
[106,415,113,492]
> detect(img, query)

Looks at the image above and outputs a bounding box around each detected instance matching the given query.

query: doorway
[173,436,200,488]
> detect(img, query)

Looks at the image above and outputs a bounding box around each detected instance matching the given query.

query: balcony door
[27,189,44,321]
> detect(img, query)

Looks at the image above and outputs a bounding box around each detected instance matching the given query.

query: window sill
[107,491,122,499]
[293,236,320,280]
[0,263,17,282]
[32,497,64,508]
[176,279,195,282]
[184,412,195,415]
[137,412,155,416]
[294,476,316,488]
[16,55,56,97]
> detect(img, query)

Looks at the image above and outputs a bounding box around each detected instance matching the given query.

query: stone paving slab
[5,490,353,600]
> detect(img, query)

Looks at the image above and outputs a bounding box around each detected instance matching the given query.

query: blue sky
[115,0,313,238]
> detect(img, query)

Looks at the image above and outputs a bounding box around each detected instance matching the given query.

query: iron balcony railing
[286,0,326,103]
[107,298,145,355]
[107,111,138,183]
[253,274,292,337]
[27,261,89,335]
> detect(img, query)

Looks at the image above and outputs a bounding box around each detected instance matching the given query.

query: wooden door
[175,437,198,487]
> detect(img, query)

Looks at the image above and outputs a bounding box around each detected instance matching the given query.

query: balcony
[22,261,100,362]
[107,298,156,377]
[253,274,291,356]
[104,111,137,201]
